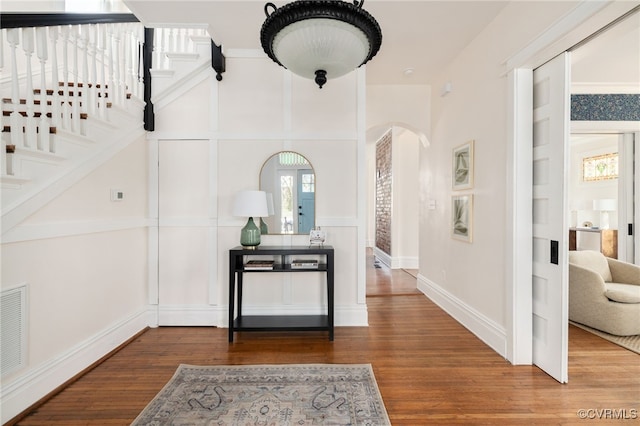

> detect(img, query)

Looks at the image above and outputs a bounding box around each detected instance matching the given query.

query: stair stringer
[1,105,146,235]
[152,60,214,112]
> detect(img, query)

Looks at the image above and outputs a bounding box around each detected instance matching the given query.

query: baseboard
[1,308,154,424]
[157,304,369,327]
[417,274,507,358]
[396,256,418,269]
[157,304,222,326]
[373,247,391,267]
[372,247,417,269]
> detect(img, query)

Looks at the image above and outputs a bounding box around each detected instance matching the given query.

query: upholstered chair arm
[569,263,607,298]
[606,258,640,286]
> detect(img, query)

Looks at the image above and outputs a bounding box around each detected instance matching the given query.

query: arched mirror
[260,151,315,234]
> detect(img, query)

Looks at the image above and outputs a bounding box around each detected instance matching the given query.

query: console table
[569,228,618,259]
[228,245,334,342]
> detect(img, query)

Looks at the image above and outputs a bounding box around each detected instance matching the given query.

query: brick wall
[375,131,392,255]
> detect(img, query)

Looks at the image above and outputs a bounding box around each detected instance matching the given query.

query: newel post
[143,27,154,131]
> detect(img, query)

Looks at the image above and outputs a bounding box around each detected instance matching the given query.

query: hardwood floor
[11,254,639,425]
[366,249,422,297]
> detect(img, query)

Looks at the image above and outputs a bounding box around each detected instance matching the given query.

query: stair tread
[3,98,112,108]
[3,125,57,133]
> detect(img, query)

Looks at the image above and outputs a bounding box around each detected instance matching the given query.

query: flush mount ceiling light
[260,0,382,89]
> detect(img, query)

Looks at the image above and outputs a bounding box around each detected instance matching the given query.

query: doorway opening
[366,125,422,296]
[510,5,639,380]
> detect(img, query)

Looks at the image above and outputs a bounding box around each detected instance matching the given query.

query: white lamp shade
[233,190,269,217]
[273,18,369,80]
[592,199,617,212]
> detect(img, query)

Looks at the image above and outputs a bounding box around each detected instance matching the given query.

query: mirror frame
[259,151,316,235]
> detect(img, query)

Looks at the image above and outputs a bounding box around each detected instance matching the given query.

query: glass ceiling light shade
[260,0,382,88]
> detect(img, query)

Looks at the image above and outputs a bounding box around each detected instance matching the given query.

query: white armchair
[568,250,640,336]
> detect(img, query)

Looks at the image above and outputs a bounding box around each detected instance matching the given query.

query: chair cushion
[568,250,613,282]
[605,283,640,304]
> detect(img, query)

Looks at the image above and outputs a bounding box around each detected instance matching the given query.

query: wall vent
[1,285,27,376]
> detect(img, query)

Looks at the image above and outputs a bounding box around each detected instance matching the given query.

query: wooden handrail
[0,13,139,29]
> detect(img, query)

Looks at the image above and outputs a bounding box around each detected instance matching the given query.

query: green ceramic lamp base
[240,217,261,248]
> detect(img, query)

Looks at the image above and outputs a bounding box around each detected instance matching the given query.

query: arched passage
[366,123,425,270]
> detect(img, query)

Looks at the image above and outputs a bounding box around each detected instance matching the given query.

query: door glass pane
[280,175,294,233]
[301,173,315,193]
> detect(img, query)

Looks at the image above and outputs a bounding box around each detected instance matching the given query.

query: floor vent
[1,285,27,376]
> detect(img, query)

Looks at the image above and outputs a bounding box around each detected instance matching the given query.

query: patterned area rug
[132,363,391,425]
[571,321,640,354]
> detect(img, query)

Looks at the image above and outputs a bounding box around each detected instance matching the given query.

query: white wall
[150,52,368,327]
[1,136,150,422]
[417,1,581,355]
[392,128,420,268]
[1,0,130,12]
[365,85,430,248]
[218,57,366,323]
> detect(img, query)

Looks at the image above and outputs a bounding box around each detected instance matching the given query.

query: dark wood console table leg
[328,251,334,341]
[228,257,235,342]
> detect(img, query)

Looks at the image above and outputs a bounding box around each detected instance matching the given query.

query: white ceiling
[123,0,639,88]
[123,0,509,85]
[571,10,640,91]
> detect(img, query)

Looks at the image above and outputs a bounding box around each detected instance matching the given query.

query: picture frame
[452,140,474,190]
[451,194,473,243]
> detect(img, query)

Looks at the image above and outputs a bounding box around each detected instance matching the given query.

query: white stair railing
[2,19,212,182]
[2,21,146,177]
[150,26,209,72]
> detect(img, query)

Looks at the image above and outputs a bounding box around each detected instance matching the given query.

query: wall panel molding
[1,218,153,243]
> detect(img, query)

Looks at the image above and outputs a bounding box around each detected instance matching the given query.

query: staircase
[1,19,214,234]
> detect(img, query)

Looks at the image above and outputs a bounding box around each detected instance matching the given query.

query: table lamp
[233,190,269,248]
[592,198,616,230]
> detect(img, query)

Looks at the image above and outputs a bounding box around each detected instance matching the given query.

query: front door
[531,53,570,383]
[297,169,315,234]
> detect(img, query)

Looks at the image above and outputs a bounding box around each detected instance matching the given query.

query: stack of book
[290,259,319,269]
[244,260,275,270]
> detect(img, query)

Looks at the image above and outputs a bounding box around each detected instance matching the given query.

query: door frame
[505,1,639,365]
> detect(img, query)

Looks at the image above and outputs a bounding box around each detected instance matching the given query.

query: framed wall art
[451,194,473,243]
[452,140,474,190]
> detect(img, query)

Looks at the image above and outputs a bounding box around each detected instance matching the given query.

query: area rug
[132,363,391,425]
[571,321,640,355]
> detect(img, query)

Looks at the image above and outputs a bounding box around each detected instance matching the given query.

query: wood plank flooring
[11,254,640,425]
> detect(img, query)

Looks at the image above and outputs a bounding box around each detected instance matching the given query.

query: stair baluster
[79,24,90,120]
[123,24,134,109]
[132,25,144,101]
[23,28,38,149]
[155,28,166,71]
[60,26,71,131]
[7,29,24,150]
[97,25,108,121]
[36,27,51,153]
[113,24,123,106]
[87,24,98,117]
[49,27,61,142]
[107,25,117,111]
[70,25,81,134]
